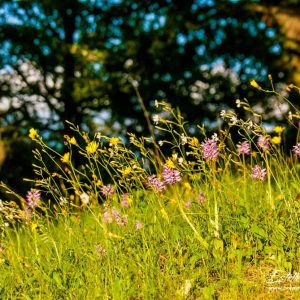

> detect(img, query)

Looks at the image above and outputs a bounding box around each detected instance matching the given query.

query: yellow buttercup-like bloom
[166,158,176,169]
[70,137,77,145]
[274,126,284,134]
[29,128,38,140]
[86,141,99,155]
[122,166,132,176]
[250,79,261,90]
[61,152,70,163]
[160,208,169,221]
[109,137,120,146]
[271,136,281,145]
[189,137,199,147]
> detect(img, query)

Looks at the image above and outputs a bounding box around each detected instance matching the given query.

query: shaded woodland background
[1,0,300,195]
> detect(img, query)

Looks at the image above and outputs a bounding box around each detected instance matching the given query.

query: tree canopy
[0,0,299,192]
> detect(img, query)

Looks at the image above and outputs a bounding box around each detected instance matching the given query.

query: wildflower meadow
[0,81,300,299]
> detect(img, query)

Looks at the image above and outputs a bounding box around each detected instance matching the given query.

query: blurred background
[0,0,300,195]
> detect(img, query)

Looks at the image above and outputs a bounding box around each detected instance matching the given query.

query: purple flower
[185,200,192,209]
[162,166,182,185]
[198,192,206,205]
[237,141,251,155]
[257,136,270,151]
[101,184,114,197]
[103,207,127,226]
[25,189,41,209]
[95,244,107,258]
[292,143,300,157]
[103,210,113,224]
[135,220,143,230]
[118,215,128,226]
[146,175,166,192]
[251,165,267,181]
[201,138,218,161]
[111,207,121,222]
[121,194,131,208]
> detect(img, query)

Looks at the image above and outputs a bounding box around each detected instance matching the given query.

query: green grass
[1,85,300,299]
[1,177,300,299]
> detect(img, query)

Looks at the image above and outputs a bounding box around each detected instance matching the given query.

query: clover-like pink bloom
[162,166,181,185]
[251,165,267,181]
[201,138,218,161]
[237,141,251,155]
[292,143,300,157]
[257,136,270,151]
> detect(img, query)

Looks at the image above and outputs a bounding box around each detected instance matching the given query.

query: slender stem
[129,78,162,164]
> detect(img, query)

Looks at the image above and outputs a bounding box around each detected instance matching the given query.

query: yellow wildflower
[184,182,192,191]
[172,153,178,161]
[52,172,61,178]
[86,141,99,155]
[169,198,177,206]
[275,194,284,201]
[271,136,281,145]
[96,180,102,187]
[122,166,132,176]
[250,79,261,90]
[126,196,133,205]
[286,84,293,92]
[166,158,176,169]
[109,137,120,146]
[274,126,284,134]
[31,222,38,231]
[61,152,70,163]
[189,137,199,147]
[70,137,77,145]
[29,128,38,140]
[160,208,169,221]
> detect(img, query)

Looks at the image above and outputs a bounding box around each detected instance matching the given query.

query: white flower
[154,100,159,108]
[59,197,67,206]
[181,134,188,145]
[95,132,101,140]
[158,140,164,146]
[131,80,139,88]
[178,157,184,164]
[288,111,293,121]
[220,110,226,118]
[172,153,178,161]
[183,279,192,297]
[80,193,89,205]
[229,116,238,125]
[235,99,241,108]
[124,59,133,69]
[211,133,218,142]
[247,120,253,130]
[4,222,9,227]
[153,114,159,125]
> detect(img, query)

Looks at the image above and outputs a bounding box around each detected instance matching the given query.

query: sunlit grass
[0,81,300,298]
